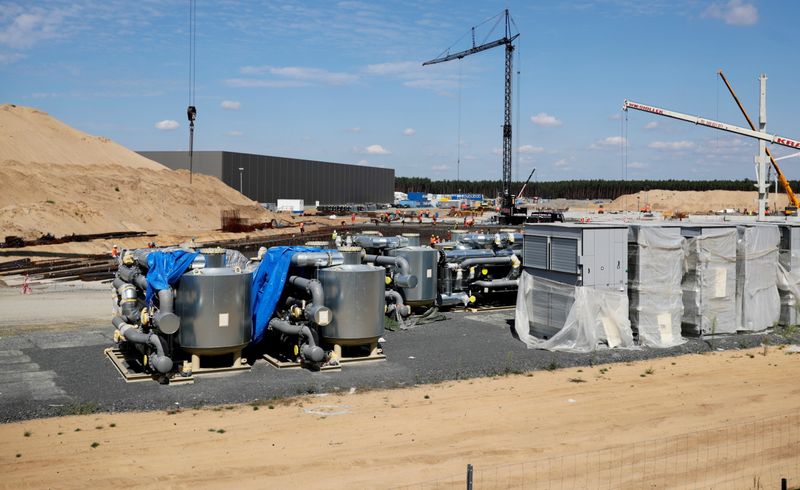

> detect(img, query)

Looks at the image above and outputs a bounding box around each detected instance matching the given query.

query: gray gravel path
[0,309,791,423]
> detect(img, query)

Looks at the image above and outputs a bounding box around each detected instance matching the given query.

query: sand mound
[605,189,790,214]
[0,104,272,239]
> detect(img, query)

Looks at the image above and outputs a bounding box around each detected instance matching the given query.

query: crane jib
[624,100,800,150]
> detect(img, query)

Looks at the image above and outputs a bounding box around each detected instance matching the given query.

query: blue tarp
[145,250,200,303]
[250,246,323,344]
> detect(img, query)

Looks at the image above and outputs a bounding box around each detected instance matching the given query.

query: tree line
[395,177,797,200]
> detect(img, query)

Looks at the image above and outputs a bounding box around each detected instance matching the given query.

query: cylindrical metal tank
[401,233,421,246]
[175,266,252,355]
[338,246,363,265]
[305,241,330,247]
[317,264,385,344]
[388,247,438,306]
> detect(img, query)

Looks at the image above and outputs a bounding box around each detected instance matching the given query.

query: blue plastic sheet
[251,246,323,344]
[145,250,200,303]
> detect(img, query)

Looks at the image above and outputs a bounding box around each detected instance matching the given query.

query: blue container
[408,192,425,202]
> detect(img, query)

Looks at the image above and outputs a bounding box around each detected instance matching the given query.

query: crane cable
[187,0,197,184]
[514,41,520,184]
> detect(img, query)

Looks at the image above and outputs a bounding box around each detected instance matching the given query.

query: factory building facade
[138,151,394,205]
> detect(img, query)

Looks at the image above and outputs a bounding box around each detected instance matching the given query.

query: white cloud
[519,144,544,154]
[530,112,563,127]
[644,121,658,130]
[363,60,461,96]
[648,140,696,150]
[0,52,24,64]
[345,127,362,133]
[238,65,358,86]
[432,164,450,172]
[403,128,416,136]
[225,78,310,88]
[704,0,758,26]
[226,130,243,137]
[628,161,648,169]
[553,158,571,169]
[590,136,626,149]
[357,159,369,165]
[354,144,390,155]
[0,6,69,49]
[491,148,503,155]
[154,120,179,131]
[221,100,241,110]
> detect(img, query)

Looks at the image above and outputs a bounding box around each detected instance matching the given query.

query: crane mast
[423,10,521,223]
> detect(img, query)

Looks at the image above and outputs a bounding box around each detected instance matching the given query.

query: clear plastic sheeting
[628,226,686,348]
[735,225,780,331]
[514,271,634,352]
[777,262,800,325]
[681,229,737,335]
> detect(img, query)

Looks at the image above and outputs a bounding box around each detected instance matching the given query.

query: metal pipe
[442,249,496,262]
[290,251,344,268]
[287,276,332,326]
[363,254,418,288]
[154,288,180,334]
[352,235,404,250]
[471,279,518,289]
[438,292,472,307]
[268,318,325,363]
[385,290,410,317]
[455,256,514,269]
[112,317,173,373]
[117,265,148,290]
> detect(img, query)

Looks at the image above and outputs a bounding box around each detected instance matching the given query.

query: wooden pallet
[182,351,251,376]
[330,341,386,364]
[262,353,341,371]
[104,348,194,384]
[463,304,516,313]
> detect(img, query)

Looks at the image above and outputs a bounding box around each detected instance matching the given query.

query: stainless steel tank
[175,266,252,355]
[389,247,438,306]
[317,264,384,344]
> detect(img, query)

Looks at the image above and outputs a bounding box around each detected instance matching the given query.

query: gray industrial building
[138,151,394,205]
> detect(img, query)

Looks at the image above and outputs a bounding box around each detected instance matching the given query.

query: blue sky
[2,0,798,182]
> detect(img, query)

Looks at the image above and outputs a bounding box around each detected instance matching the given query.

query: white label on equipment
[712,268,727,298]
[657,312,673,344]
[219,313,229,327]
[601,315,622,348]
[426,268,432,278]
[318,310,330,325]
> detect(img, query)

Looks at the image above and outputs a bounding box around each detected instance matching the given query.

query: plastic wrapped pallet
[681,228,737,335]
[514,270,634,352]
[628,225,686,347]
[777,225,800,326]
[735,225,780,331]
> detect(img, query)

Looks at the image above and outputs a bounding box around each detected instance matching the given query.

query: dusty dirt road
[1,347,798,489]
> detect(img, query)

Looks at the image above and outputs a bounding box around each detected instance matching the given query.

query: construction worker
[351,213,356,225]
[111,244,118,258]
[417,212,423,224]
[429,235,436,246]
[332,229,338,241]
[299,221,305,234]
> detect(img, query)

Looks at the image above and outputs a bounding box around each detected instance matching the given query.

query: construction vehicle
[423,10,523,225]
[623,79,800,216]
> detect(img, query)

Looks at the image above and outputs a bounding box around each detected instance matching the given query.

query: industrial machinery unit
[112,247,252,381]
[680,225,738,335]
[437,231,522,306]
[627,225,685,347]
[735,224,780,331]
[521,223,628,338]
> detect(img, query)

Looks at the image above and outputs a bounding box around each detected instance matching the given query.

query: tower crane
[423,10,523,224]
[623,96,800,217]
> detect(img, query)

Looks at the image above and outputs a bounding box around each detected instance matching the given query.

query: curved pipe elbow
[268,318,325,363]
[385,290,410,317]
[112,317,173,373]
[287,276,332,325]
[364,255,418,289]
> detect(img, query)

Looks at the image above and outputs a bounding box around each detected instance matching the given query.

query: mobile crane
[623,85,800,217]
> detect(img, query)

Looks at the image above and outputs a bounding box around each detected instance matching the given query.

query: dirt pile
[605,189,790,214]
[0,104,273,239]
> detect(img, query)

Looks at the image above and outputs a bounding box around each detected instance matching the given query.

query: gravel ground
[0,308,795,423]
